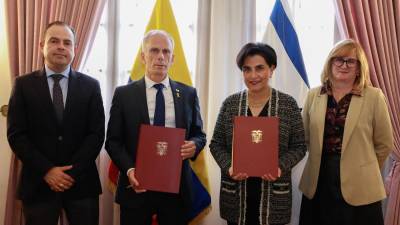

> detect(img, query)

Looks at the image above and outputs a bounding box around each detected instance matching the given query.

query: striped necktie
[51,74,64,124]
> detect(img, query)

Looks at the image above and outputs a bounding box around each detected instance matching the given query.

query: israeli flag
[262,0,309,107]
[262,1,309,225]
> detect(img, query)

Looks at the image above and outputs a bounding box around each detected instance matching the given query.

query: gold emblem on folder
[156,141,168,156]
[251,130,263,143]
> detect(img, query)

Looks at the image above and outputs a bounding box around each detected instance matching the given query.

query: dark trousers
[299,154,384,225]
[23,196,99,225]
[120,191,187,225]
[227,178,286,225]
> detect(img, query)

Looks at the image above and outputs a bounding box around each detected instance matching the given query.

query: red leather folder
[135,124,185,193]
[232,116,279,177]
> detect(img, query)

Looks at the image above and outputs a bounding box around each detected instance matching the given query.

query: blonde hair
[321,39,371,90]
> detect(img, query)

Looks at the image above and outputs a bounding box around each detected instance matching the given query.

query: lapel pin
[176,89,180,98]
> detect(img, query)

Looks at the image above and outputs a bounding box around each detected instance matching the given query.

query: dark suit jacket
[105,77,206,210]
[7,69,105,203]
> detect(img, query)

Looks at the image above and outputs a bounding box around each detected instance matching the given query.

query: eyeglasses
[332,57,359,68]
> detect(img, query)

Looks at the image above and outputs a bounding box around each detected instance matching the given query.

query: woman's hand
[229,167,248,180]
[261,168,281,181]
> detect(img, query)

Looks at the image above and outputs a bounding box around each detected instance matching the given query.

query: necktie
[51,74,64,124]
[153,83,165,126]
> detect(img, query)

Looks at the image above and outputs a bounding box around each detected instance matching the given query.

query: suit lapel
[342,94,363,152]
[136,78,150,124]
[34,69,59,124]
[170,80,185,129]
[315,91,328,154]
[63,70,79,124]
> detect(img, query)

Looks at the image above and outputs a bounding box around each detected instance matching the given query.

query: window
[81,1,108,99]
[84,0,335,101]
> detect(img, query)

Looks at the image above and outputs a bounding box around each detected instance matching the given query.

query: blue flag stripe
[189,169,211,220]
[270,0,310,87]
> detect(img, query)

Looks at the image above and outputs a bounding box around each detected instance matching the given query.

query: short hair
[321,39,371,90]
[141,29,175,52]
[236,42,277,70]
[42,21,76,43]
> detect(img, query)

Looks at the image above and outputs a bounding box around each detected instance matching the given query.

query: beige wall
[0,0,13,222]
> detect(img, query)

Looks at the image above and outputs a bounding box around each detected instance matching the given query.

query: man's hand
[181,141,196,160]
[229,167,248,181]
[127,168,146,193]
[44,165,75,192]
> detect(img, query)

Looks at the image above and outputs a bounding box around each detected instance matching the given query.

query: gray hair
[141,29,175,52]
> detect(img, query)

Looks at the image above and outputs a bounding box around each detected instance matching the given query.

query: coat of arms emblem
[156,141,168,156]
[251,130,263,143]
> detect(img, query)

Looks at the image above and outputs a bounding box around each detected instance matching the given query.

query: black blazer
[7,69,105,203]
[105,78,206,209]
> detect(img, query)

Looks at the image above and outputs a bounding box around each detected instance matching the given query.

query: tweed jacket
[210,89,306,225]
[299,86,394,206]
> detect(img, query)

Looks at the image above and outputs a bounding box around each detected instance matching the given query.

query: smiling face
[141,33,174,83]
[40,25,75,73]
[242,54,275,94]
[331,48,360,85]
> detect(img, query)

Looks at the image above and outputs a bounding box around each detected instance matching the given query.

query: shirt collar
[144,75,170,89]
[45,64,70,78]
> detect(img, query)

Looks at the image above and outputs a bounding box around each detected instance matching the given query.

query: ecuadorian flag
[109,0,211,224]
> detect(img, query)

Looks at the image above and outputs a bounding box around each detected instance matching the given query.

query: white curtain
[195,0,256,224]
[98,1,120,225]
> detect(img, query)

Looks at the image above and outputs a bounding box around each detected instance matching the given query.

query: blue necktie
[153,83,165,126]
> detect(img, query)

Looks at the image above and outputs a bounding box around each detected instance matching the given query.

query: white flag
[262,0,309,107]
[262,1,309,225]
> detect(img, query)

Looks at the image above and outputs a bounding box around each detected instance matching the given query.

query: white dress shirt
[45,65,70,107]
[127,75,177,176]
[144,75,176,128]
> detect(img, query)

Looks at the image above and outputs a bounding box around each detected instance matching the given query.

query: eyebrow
[150,47,170,50]
[243,64,265,67]
[335,56,357,60]
[48,37,73,42]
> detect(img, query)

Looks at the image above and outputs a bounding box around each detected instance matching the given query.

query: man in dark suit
[7,21,104,225]
[105,29,206,225]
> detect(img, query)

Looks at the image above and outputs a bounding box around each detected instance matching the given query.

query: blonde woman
[299,39,394,225]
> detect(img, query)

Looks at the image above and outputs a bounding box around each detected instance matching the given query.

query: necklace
[238,88,279,117]
[248,100,268,108]
[248,89,272,108]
